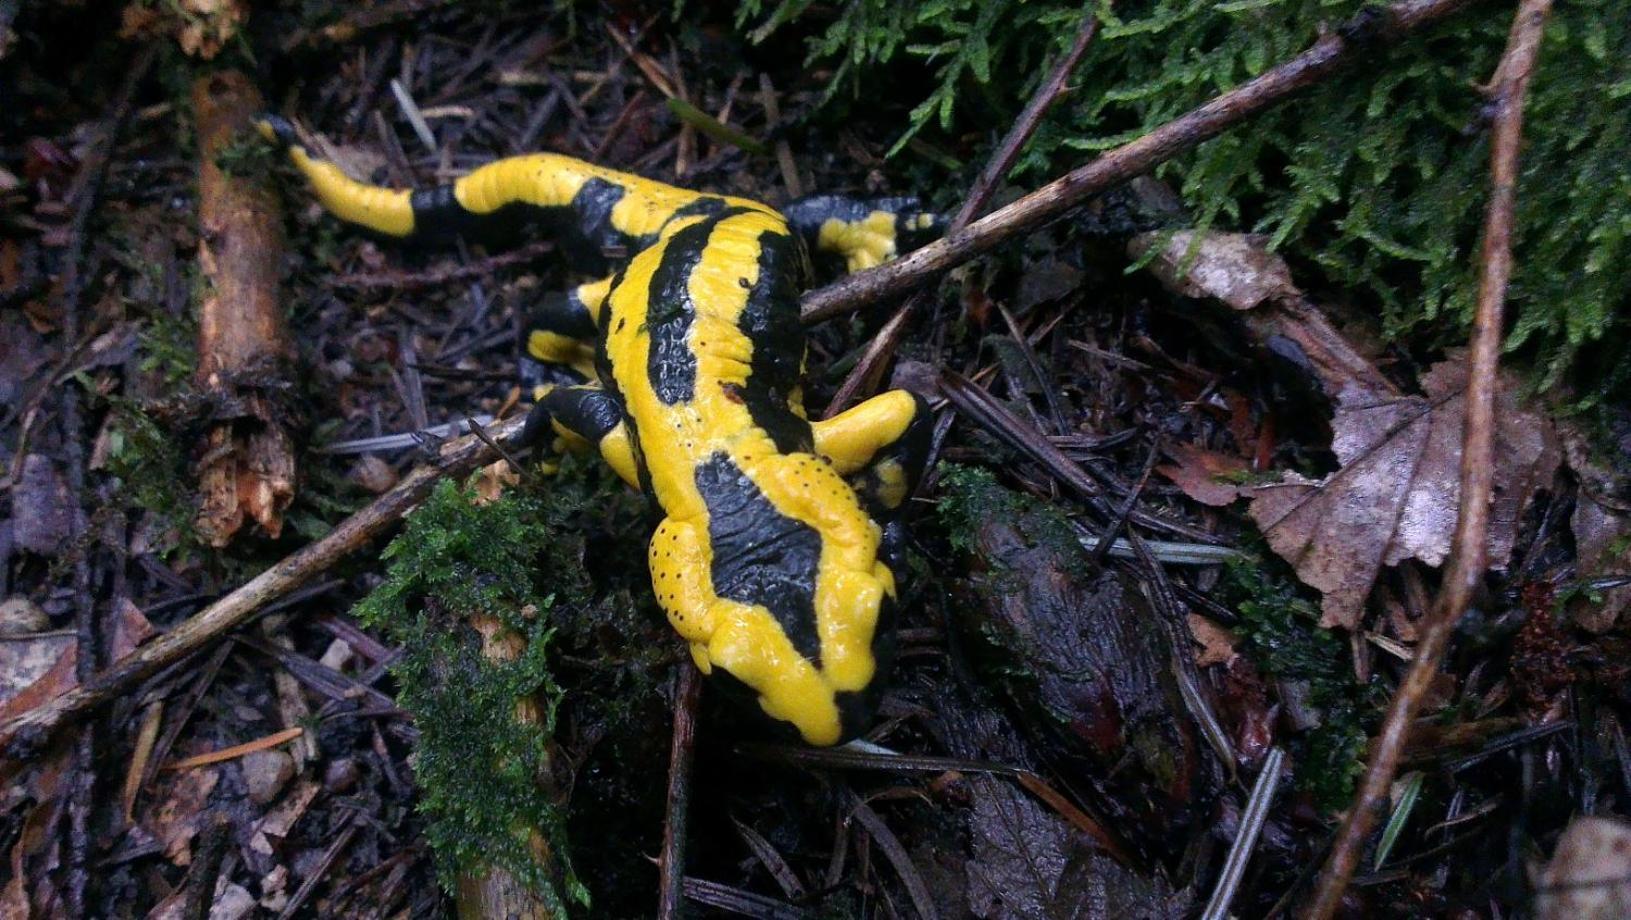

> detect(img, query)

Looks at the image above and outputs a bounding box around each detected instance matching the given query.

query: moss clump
[1220,555,1372,810]
[935,464,1085,567]
[743,0,1631,405]
[354,476,594,911]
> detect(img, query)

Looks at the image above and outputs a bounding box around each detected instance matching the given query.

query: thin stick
[953,8,1104,229]
[162,727,304,771]
[1300,2,1554,916]
[798,0,1481,326]
[658,664,703,919]
[824,7,1102,414]
[0,414,528,763]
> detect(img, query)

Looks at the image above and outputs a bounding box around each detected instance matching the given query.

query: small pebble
[323,757,359,793]
[348,455,398,494]
[239,749,295,805]
[319,638,354,672]
[0,596,49,636]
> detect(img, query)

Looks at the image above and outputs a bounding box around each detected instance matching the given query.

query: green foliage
[742,0,1631,402]
[935,464,1084,569]
[1220,555,1371,810]
[102,397,198,554]
[354,478,592,910]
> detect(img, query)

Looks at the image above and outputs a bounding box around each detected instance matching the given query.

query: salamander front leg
[520,383,641,489]
[782,195,945,273]
[520,276,614,385]
[811,389,932,515]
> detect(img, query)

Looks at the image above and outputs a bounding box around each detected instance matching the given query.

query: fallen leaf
[0,313,47,408]
[472,458,519,504]
[144,765,219,866]
[1158,443,1249,507]
[1535,816,1631,920]
[13,454,76,555]
[0,597,154,721]
[248,780,320,855]
[1131,230,1297,311]
[0,643,75,721]
[1569,494,1631,633]
[965,776,1184,920]
[1249,355,1560,628]
[147,879,256,920]
[1187,613,1238,668]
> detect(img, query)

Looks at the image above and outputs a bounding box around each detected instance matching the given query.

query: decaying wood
[1301,1,1556,915]
[191,69,298,547]
[456,611,563,920]
[0,414,527,764]
[798,0,1483,326]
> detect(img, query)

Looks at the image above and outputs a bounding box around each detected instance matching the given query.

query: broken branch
[0,415,528,763]
[1301,1,1555,915]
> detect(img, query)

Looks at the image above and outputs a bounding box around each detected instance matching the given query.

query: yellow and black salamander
[261,116,940,745]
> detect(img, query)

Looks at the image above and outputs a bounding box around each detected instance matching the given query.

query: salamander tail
[255,113,419,238]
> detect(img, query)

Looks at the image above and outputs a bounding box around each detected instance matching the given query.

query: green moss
[213,125,278,181]
[744,0,1631,407]
[354,476,595,910]
[934,464,1085,572]
[102,397,199,555]
[1219,555,1373,810]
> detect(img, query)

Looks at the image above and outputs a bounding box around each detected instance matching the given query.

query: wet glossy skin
[262,116,937,744]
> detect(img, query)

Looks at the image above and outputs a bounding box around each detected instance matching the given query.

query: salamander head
[657,452,904,746]
[689,572,899,747]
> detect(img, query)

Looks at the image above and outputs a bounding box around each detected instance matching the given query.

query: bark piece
[950,476,1221,858]
[191,70,297,547]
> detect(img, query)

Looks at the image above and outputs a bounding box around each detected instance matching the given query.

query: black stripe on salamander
[569,177,631,253]
[409,185,474,238]
[725,228,813,455]
[645,209,751,405]
[527,288,598,342]
[695,452,822,664]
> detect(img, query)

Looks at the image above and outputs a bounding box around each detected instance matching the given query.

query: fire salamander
[260,116,940,745]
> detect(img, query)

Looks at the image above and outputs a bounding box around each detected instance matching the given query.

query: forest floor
[1,1,1627,918]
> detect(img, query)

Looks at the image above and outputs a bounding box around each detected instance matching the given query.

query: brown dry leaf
[1535,816,1631,920]
[1158,443,1249,507]
[1187,614,1239,668]
[1570,494,1631,633]
[144,765,219,866]
[1248,355,1560,628]
[1130,231,1298,311]
[0,597,154,721]
[472,458,520,504]
[248,780,320,855]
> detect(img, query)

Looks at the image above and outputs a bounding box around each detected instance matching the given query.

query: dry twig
[1301,1,1555,915]
[658,664,703,919]
[825,7,1102,414]
[0,415,527,762]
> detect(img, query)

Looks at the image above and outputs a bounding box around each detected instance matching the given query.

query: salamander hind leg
[811,389,932,515]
